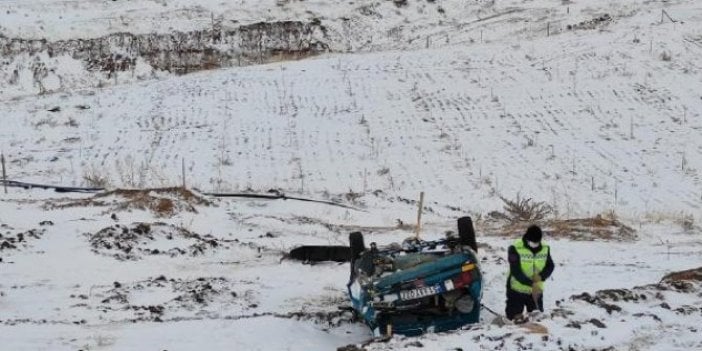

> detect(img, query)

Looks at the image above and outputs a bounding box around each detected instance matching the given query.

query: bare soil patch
[567,272,702,323]
[1,20,328,76]
[71,275,258,322]
[661,267,702,283]
[86,222,224,261]
[483,214,636,241]
[0,222,50,257]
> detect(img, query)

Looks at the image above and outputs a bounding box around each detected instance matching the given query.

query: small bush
[155,198,175,216]
[497,193,553,222]
[83,169,110,188]
[345,189,363,203]
[679,213,694,232]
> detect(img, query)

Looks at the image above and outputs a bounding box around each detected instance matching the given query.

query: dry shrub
[546,214,636,241]
[679,213,695,232]
[490,213,636,241]
[155,198,175,216]
[83,168,111,188]
[520,322,549,335]
[493,194,553,223]
[102,187,211,216]
[661,267,702,283]
[345,190,363,203]
[47,187,212,217]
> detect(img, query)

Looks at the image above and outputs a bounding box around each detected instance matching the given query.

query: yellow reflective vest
[509,239,549,294]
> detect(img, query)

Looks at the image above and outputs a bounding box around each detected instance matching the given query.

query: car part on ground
[288,245,352,262]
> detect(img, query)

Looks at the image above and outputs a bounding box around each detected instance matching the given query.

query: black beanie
[524,225,543,242]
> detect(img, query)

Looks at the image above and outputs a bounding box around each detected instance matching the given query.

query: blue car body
[347,239,482,336]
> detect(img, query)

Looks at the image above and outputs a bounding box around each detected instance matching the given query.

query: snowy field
[2,188,701,351]
[1,0,702,350]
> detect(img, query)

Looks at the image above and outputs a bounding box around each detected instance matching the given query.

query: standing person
[505,225,555,321]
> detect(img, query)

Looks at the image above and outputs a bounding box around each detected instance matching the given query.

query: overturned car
[347,217,482,336]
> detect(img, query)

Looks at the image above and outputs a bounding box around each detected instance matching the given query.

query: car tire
[457,216,478,253]
[349,231,365,280]
[349,231,365,260]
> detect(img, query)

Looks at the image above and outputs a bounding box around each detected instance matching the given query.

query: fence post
[181,157,186,189]
[415,191,425,239]
[683,106,687,124]
[1,152,7,194]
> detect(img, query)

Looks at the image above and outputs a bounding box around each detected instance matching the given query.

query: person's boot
[512,313,528,324]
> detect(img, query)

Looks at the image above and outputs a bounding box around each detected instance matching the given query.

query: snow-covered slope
[2,0,701,100]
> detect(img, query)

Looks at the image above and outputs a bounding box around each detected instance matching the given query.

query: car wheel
[349,231,365,260]
[349,231,365,280]
[457,216,478,253]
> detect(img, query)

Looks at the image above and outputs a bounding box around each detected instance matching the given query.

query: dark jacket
[507,238,555,288]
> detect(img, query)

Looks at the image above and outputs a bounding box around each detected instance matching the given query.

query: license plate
[399,284,442,300]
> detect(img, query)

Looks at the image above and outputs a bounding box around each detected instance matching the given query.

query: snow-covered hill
[1,0,701,350]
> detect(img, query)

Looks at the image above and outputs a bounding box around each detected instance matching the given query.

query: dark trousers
[505,288,543,320]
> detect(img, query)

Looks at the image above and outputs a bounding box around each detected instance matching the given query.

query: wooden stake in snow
[681,152,686,172]
[1,152,6,194]
[683,106,687,124]
[181,157,186,189]
[415,191,425,239]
